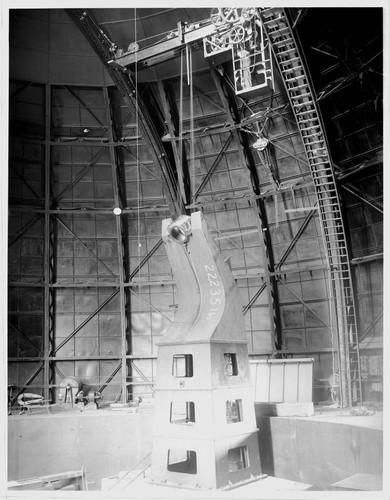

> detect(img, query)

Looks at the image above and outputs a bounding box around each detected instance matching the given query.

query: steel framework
[259,7,362,406]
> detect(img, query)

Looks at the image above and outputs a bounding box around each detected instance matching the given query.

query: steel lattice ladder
[259,7,362,406]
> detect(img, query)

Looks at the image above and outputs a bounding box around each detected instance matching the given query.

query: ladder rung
[311,168,330,174]
[310,158,328,165]
[271,37,294,46]
[311,169,332,175]
[309,154,329,161]
[297,113,317,121]
[298,117,320,124]
[279,56,301,65]
[262,11,284,23]
[322,215,342,220]
[290,92,312,100]
[307,148,327,154]
[320,201,339,207]
[322,226,343,234]
[328,247,348,252]
[322,210,343,216]
[310,153,328,158]
[302,133,322,140]
[282,66,304,74]
[296,109,317,116]
[312,175,333,181]
[321,203,340,208]
[269,25,290,34]
[300,126,322,133]
[277,47,298,56]
[278,56,303,69]
[318,198,339,203]
[294,106,316,114]
[293,101,314,109]
[303,139,325,147]
[324,221,342,226]
[286,72,307,80]
[289,82,310,90]
[314,181,336,187]
[324,238,345,244]
[308,155,329,164]
[312,174,333,180]
[325,232,343,237]
[288,84,310,93]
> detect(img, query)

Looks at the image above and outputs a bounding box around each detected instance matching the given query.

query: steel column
[156,80,188,207]
[209,65,283,352]
[103,86,130,404]
[43,83,52,402]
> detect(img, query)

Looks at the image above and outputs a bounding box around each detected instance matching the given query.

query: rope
[134,9,142,316]
[189,45,195,206]
[179,50,184,204]
[327,254,339,407]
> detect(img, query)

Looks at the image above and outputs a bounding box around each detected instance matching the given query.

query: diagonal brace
[64,85,108,133]
[8,214,43,248]
[54,289,120,354]
[9,322,43,354]
[55,216,117,277]
[54,147,106,202]
[11,362,44,405]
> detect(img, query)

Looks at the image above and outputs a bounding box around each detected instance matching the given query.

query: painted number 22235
[205,264,222,318]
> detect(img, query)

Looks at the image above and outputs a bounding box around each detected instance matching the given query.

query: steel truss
[8,82,173,405]
[259,7,362,406]
[209,65,283,353]
[66,8,182,217]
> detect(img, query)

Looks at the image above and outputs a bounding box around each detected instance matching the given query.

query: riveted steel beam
[103,86,130,404]
[156,80,188,207]
[98,362,122,394]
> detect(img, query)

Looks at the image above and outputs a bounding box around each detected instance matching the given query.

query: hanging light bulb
[113,207,122,216]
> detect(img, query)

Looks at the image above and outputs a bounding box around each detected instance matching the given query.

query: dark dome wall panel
[10,10,111,86]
